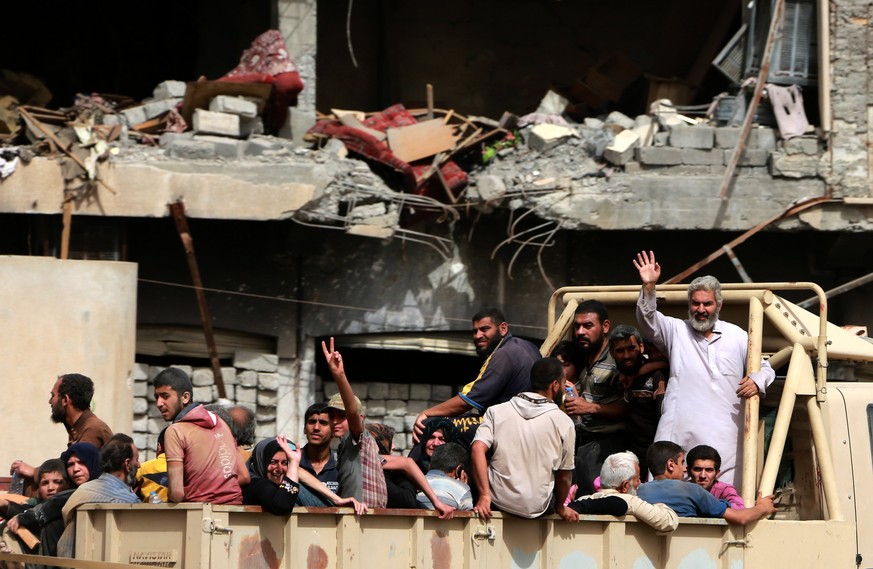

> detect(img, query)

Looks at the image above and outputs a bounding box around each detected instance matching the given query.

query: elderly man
[570,451,678,531]
[472,357,577,522]
[634,251,775,488]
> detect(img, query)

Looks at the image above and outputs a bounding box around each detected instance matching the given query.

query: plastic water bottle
[564,386,582,426]
[148,491,163,504]
[9,471,25,495]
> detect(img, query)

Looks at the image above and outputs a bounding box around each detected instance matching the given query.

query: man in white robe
[633,251,774,489]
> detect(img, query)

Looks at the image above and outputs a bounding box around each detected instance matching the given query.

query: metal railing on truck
[543,282,873,516]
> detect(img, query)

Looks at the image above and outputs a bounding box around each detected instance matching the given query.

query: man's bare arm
[565,398,628,420]
[413,395,471,441]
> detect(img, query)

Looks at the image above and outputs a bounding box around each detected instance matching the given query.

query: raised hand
[321,337,345,377]
[633,251,661,285]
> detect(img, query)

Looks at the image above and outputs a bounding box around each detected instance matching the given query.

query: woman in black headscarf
[242,435,301,515]
[3,442,103,559]
[408,418,462,474]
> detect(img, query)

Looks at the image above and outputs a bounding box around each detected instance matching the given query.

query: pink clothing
[165,405,243,504]
[711,480,745,509]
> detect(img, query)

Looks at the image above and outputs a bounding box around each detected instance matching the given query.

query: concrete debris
[153,80,187,100]
[604,111,635,131]
[209,95,258,118]
[603,129,640,165]
[535,90,569,115]
[527,123,578,152]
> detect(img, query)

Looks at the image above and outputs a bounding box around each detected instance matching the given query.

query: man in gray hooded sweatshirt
[471,357,577,522]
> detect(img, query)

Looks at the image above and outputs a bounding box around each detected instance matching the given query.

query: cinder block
[369,383,390,399]
[193,109,241,137]
[636,146,682,165]
[669,126,715,149]
[257,390,279,407]
[680,149,723,165]
[193,386,213,403]
[133,397,149,414]
[258,372,280,391]
[604,129,640,166]
[470,175,507,201]
[143,98,182,120]
[209,95,258,118]
[783,136,820,155]
[132,416,149,432]
[132,363,149,380]
[192,368,214,387]
[238,370,259,387]
[236,386,257,404]
[386,399,406,416]
[221,367,238,386]
[234,350,279,372]
[244,137,283,156]
[349,383,369,399]
[410,384,432,400]
[769,152,820,178]
[404,415,418,431]
[166,138,216,160]
[714,127,742,149]
[605,111,635,130]
[528,124,576,152]
[407,400,429,415]
[388,383,409,399]
[751,128,776,151]
[121,106,147,127]
[381,416,405,433]
[715,127,777,151]
[153,80,187,100]
[257,406,277,422]
[255,423,276,439]
[731,149,769,167]
[432,385,453,400]
[367,400,387,416]
[192,135,242,159]
[133,381,148,397]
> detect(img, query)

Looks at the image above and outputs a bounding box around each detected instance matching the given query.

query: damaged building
[2,0,872,458]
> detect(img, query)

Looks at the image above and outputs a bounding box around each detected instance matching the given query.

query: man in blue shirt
[638,441,775,525]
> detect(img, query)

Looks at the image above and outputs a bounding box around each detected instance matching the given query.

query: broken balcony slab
[0,157,327,221]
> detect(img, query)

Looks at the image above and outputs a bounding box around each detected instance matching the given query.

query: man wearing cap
[322,338,388,509]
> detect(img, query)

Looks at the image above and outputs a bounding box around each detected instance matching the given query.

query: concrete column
[278,0,317,113]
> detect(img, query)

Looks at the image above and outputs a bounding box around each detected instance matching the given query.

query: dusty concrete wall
[0,256,137,467]
[279,0,317,113]
[827,0,873,197]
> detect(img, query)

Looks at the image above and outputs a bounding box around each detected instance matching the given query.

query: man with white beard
[633,251,774,489]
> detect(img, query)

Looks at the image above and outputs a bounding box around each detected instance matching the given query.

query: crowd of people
[0,249,778,565]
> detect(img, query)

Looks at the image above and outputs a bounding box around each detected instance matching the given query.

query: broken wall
[828,0,873,197]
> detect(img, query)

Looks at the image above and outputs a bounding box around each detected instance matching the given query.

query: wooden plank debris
[386,118,460,163]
